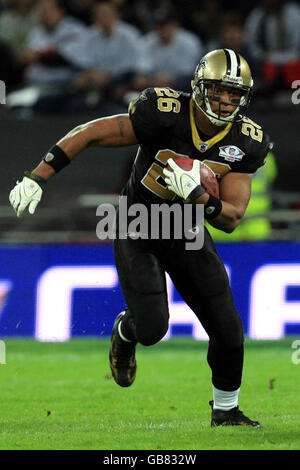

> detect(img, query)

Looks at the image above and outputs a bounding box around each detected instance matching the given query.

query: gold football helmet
[191,49,253,126]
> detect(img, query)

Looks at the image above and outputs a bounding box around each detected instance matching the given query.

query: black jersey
[123,87,271,207]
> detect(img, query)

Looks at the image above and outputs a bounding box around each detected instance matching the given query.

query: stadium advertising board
[0,243,300,341]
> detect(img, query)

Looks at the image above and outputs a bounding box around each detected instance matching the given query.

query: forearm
[207,200,244,233]
[194,194,244,233]
[31,114,137,181]
[31,161,56,181]
[193,171,252,233]
[31,123,97,181]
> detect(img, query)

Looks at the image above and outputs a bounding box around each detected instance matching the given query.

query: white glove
[9,176,43,217]
[163,158,205,202]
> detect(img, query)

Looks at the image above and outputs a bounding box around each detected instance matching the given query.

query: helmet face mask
[191,49,253,127]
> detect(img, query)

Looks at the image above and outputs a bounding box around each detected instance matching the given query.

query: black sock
[120,310,137,342]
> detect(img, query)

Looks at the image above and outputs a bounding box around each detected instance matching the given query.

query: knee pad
[130,253,166,294]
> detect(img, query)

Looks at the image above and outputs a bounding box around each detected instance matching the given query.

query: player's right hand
[9,176,43,218]
[163,158,205,202]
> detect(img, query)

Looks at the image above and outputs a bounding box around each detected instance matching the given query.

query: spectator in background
[0,0,38,59]
[134,8,204,92]
[73,1,142,100]
[64,0,97,26]
[0,0,38,90]
[110,0,158,33]
[244,0,300,91]
[21,0,89,87]
[192,0,223,46]
[207,13,263,87]
[0,40,23,92]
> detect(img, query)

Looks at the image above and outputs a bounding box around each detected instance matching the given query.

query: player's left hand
[163,158,205,202]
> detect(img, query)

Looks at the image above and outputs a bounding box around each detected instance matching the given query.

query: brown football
[167,157,219,198]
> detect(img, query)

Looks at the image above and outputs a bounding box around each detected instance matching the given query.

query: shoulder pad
[128,88,186,143]
[240,117,271,153]
[129,87,184,126]
[233,116,273,172]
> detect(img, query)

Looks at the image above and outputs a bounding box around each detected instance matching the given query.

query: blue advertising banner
[0,242,300,341]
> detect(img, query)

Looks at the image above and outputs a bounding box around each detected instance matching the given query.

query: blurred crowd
[0,0,299,114]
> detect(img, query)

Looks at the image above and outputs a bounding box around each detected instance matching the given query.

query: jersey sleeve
[128,88,180,144]
[231,125,273,174]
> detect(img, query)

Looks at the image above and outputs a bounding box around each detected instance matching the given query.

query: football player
[9,49,271,427]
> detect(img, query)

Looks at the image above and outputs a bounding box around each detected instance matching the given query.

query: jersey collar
[189,99,232,152]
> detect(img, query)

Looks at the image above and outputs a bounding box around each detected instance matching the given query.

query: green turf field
[0,337,299,450]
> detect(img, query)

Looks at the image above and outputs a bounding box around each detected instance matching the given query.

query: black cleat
[209,401,261,428]
[109,311,137,387]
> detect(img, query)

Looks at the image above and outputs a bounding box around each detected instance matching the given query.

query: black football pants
[113,228,244,391]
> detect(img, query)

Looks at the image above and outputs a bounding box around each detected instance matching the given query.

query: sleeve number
[241,117,263,142]
[154,88,181,113]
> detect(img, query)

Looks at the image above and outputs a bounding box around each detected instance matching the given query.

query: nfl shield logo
[199,143,208,153]
[219,145,245,162]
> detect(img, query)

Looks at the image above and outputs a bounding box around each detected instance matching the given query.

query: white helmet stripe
[225,49,239,78]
